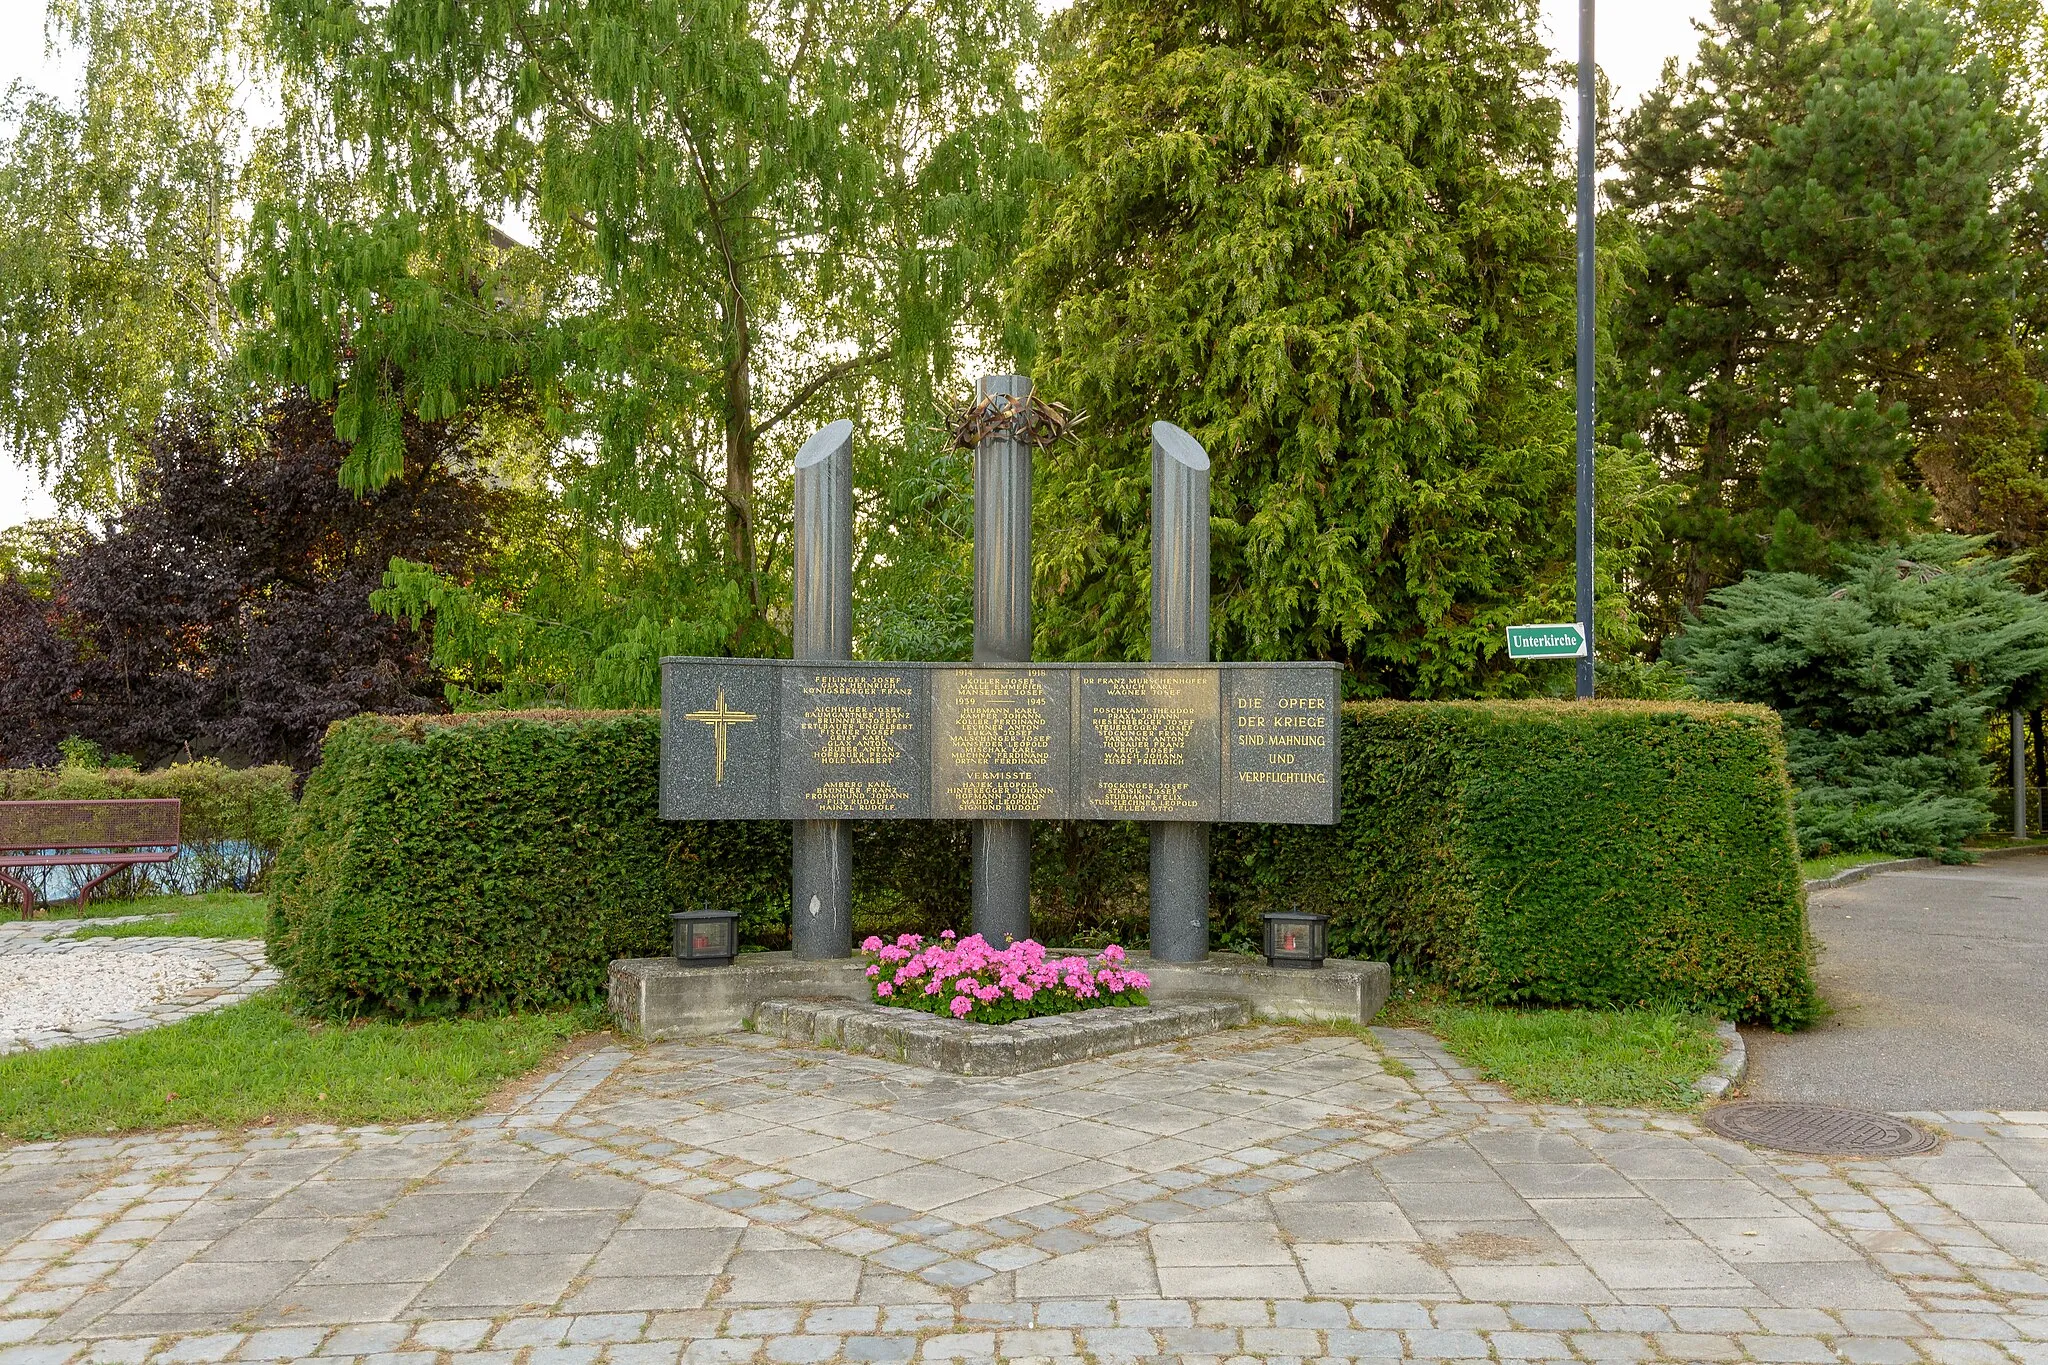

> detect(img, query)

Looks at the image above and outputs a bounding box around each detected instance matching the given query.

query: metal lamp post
[1575,0,1597,701]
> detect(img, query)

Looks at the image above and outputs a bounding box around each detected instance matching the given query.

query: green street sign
[1506,623,1587,660]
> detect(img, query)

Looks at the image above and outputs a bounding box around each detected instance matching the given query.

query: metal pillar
[1149,421,1211,961]
[1575,0,1597,700]
[970,375,1033,946]
[2016,708,2029,840]
[792,419,854,958]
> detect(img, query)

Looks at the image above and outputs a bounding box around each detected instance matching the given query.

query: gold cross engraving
[685,688,757,784]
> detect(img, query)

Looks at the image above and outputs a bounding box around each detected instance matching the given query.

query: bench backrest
[0,799,182,852]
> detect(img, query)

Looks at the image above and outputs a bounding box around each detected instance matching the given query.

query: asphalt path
[1742,854,2048,1112]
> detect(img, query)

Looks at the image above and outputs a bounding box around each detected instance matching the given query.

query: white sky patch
[1,461,58,526]
[1540,0,1716,120]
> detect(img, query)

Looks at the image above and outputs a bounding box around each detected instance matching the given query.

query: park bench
[0,799,182,920]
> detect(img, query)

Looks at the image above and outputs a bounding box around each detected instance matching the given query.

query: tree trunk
[722,304,761,614]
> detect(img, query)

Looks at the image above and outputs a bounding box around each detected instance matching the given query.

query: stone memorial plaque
[661,659,783,820]
[662,658,1337,825]
[1222,663,1341,824]
[1074,667,1221,821]
[931,668,1071,819]
[781,665,931,818]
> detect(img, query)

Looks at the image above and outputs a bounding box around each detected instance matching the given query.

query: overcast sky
[0,0,1715,531]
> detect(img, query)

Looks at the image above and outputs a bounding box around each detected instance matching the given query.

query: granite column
[1149,421,1211,961]
[971,375,1034,947]
[792,419,854,958]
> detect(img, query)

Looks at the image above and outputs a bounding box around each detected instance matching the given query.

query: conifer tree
[1674,536,2048,855]
[1016,0,1642,696]
[1611,0,2046,630]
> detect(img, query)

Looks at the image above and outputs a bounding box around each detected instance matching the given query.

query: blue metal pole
[1575,0,1596,700]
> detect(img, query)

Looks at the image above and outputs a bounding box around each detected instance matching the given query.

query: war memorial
[609,376,1389,1062]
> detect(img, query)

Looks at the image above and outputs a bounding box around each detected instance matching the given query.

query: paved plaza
[2,1023,2046,1364]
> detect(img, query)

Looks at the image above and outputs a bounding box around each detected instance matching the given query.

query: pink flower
[940,929,956,940]
[857,936,1142,1022]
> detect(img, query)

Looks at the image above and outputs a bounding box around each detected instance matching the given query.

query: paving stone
[1839,1337,1929,1364]
[4,1021,2048,1365]
[1741,1334,1839,1363]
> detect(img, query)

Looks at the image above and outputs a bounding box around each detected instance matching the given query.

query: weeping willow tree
[242,0,1043,693]
[0,0,275,512]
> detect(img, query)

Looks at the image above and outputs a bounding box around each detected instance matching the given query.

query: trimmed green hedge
[269,712,676,1015]
[1211,701,1816,1027]
[272,701,1816,1025]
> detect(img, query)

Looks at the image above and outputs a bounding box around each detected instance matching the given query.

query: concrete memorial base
[753,997,1247,1075]
[607,952,868,1039]
[1132,950,1391,1025]
[608,947,1390,1046]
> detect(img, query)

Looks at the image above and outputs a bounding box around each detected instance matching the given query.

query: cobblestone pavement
[2,1024,2046,1363]
[0,921,277,1056]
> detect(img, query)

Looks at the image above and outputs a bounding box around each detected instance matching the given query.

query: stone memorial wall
[659,658,1340,826]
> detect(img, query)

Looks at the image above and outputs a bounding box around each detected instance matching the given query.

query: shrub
[0,759,296,899]
[1672,536,2048,856]
[1211,701,1817,1028]
[0,394,500,772]
[268,711,676,1015]
[273,699,1814,1025]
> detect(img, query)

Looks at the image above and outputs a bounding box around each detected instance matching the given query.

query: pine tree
[1611,0,2046,631]
[1015,0,1642,696]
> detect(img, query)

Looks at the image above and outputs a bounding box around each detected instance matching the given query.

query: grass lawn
[1799,836,2048,882]
[1798,850,1915,881]
[68,891,268,940]
[1377,988,1725,1110]
[0,996,606,1142]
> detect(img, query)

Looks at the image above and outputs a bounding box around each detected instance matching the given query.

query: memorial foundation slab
[608,948,1389,1042]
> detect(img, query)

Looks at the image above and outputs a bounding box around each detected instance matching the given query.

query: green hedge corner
[271,700,1816,1026]
[1212,701,1816,1029]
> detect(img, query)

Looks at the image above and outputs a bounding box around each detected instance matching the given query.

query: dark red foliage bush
[0,394,502,770]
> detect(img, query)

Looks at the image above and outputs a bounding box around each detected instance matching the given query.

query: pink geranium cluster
[857,931,1149,1025]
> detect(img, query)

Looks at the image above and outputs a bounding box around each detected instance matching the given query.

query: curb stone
[1803,840,2048,892]
[753,997,1249,1075]
[1694,1019,1746,1101]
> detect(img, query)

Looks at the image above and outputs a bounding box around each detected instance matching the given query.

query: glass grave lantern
[671,907,740,967]
[1261,909,1329,969]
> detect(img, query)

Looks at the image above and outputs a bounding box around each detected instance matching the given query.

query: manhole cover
[1703,1101,1938,1157]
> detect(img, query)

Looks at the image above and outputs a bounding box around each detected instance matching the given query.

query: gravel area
[0,925,278,1054]
[0,946,216,1038]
